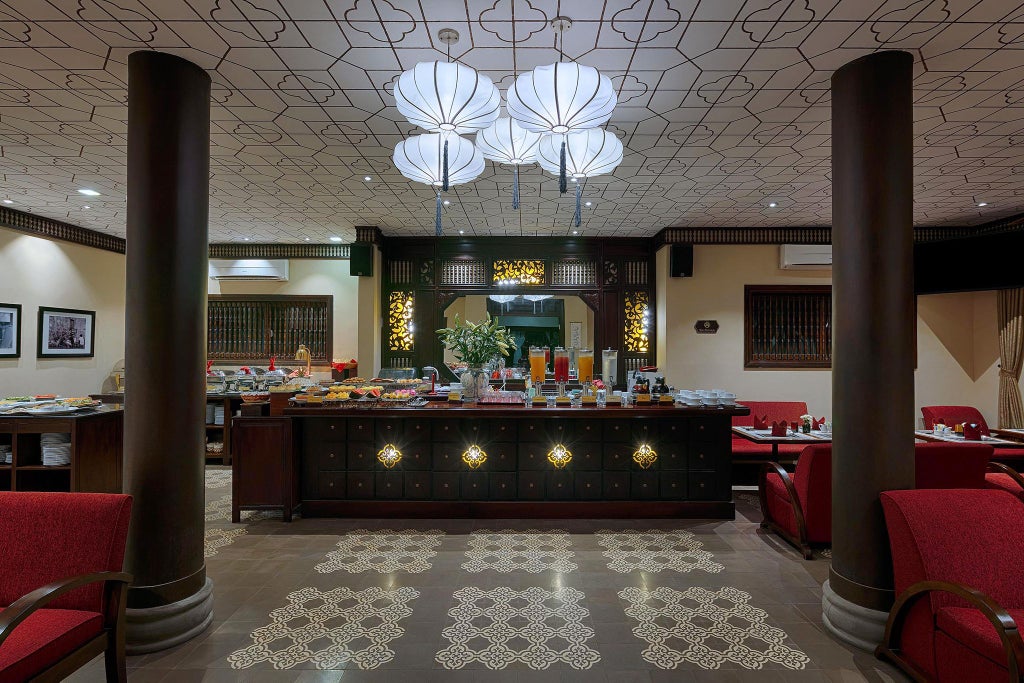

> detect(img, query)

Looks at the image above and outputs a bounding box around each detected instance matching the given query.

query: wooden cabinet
[281,404,746,518]
[0,409,122,493]
[231,417,298,522]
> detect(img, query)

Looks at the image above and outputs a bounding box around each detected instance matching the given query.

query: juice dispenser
[602,348,618,388]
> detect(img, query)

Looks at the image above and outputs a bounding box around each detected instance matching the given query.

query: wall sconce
[377,444,403,469]
[462,445,487,469]
[632,443,657,469]
[547,444,573,469]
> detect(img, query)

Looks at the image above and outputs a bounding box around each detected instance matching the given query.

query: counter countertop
[284,403,750,418]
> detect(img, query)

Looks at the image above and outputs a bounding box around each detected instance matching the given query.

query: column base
[821,579,889,652]
[125,578,214,654]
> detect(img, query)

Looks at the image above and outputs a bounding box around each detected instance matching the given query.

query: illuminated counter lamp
[377,444,403,469]
[547,444,573,469]
[632,443,657,470]
[462,445,488,469]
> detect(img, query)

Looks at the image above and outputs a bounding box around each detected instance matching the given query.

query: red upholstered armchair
[986,462,1024,503]
[758,444,832,559]
[876,489,1024,681]
[0,492,133,682]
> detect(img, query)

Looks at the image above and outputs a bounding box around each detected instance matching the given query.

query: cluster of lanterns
[391,20,623,235]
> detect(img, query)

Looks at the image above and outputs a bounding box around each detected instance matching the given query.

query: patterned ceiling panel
[0,0,1022,242]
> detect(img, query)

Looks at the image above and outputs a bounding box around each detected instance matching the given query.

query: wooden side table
[231,417,298,522]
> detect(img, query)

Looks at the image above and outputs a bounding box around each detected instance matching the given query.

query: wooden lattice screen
[744,285,831,368]
[207,295,332,363]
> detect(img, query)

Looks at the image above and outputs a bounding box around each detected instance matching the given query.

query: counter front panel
[283,405,747,519]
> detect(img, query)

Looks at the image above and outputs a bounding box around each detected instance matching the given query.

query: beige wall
[656,245,1012,427]
[209,258,361,368]
[0,227,126,396]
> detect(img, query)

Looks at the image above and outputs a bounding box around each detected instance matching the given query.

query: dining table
[913,430,1024,449]
[991,428,1024,443]
[731,426,832,461]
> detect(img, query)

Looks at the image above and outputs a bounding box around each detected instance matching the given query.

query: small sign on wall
[695,320,719,334]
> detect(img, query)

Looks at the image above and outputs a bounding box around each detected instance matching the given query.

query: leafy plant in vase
[436,314,515,402]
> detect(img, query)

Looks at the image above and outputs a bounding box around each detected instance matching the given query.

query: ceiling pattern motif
[0,0,1022,242]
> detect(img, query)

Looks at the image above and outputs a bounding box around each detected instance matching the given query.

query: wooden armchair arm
[877,580,1024,681]
[0,571,132,647]
[758,461,810,555]
[988,462,1024,491]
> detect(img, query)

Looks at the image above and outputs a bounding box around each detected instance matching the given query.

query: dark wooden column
[823,50,916,650]
[123,51,212,653]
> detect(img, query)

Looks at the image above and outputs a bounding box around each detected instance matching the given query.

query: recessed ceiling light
[329,236,342,242]
[304,237,311,241]
[443,200,450,206]
[243,237,250,241]
[584,201,592,207]
[363,176,372,182]
[2,199,12,204]
[83,205,91,209]
[978,202,988,207]
[458,230,465,235]
[572,230,579,235]
[77,189,100,196]
[768,201,777,208]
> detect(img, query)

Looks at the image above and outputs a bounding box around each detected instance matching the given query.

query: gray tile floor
[67,471,903,682]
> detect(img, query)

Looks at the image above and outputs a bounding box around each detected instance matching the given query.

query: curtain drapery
[997,288,1024,428]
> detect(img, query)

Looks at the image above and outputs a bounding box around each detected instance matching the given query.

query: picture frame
[0,303,21,358]
[37,306,95,358]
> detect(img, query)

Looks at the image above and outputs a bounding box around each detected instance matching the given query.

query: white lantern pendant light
[537,129,622,227]
[506,17,617,194]
[394,133,484,236]
[393,29,499,191]
[476,117,542,209]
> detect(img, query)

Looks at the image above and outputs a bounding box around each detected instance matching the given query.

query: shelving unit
[0,408,123,493]
[206,394,242,466]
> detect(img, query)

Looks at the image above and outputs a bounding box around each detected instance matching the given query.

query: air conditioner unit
[208,259,289,281]
[779,245,832,270]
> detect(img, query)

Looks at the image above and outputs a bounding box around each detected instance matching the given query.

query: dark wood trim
[875,579,1024,682]
[758,461,814,559]
[302,499,735,519]
[209,243,351,259]
[207,294,333,364]
[0,206,126,253]
[356,226,383,244]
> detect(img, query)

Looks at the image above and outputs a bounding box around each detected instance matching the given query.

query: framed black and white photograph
[37,306,95,358]
[0,303,20,358]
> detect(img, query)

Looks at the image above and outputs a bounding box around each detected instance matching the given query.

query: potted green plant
[436,314,515,401]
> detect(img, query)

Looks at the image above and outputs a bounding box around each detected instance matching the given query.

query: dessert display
[240,391,271,403]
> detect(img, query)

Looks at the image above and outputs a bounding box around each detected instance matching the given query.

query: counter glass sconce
[377,444,403,469]
[462,444,487,469]
[632,443,657,469]
[547,444,573,469]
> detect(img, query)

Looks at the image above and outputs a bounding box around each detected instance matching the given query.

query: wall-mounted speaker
[349,243,373,277]
[670,243,694,278]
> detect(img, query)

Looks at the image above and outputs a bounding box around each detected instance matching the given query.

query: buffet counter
[269,403,749,519]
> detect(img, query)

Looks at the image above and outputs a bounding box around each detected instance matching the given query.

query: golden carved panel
[492,259,545,286]
[388,291,414,352]
[624,291,650,353]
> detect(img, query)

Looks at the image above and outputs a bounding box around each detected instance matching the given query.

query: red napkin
[752,415,769,430]
[963,423,982,441]
[206,360,214,375]
[933,417,945,427]
[771,421,789,437]
[268,356,276,371]
[813,416,826,430]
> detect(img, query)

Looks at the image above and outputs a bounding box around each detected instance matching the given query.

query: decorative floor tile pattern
[314,530,444,574]
[597,529,725,574]
[205,493,232,522]
[620,585,811,671]
[204,468,233,490]
[227,586,419,671]
[819,548,833,559]
[735,492,760,507]
[462,529,578,573]
[204,527,247,558]
[435,586,601,670]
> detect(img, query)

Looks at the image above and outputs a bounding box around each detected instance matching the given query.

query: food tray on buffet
[0,397,102,415]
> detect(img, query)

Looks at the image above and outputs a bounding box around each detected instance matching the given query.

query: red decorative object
[268,356,276,371]
[813,416,826,430]
[770,421,789,437]
[0,492,133,682]
[963,423,983,441]
[876,489,1024,681]
[206,360,214,375]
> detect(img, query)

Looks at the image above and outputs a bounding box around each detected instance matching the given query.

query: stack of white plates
[41,433,71,466]
[0,444,11,464]
[213,405,225,426]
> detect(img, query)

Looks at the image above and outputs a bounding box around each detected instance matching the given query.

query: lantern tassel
[435,192,442,236]
[512,166,520,210]
[573,183,582,227]
[442,139,449,192]
[559,140,567,195]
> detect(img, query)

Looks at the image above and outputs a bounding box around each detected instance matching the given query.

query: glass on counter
[602,348,619,387]
[578,348,594,383]
[554,347,569,383]
[529,347,546,385]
